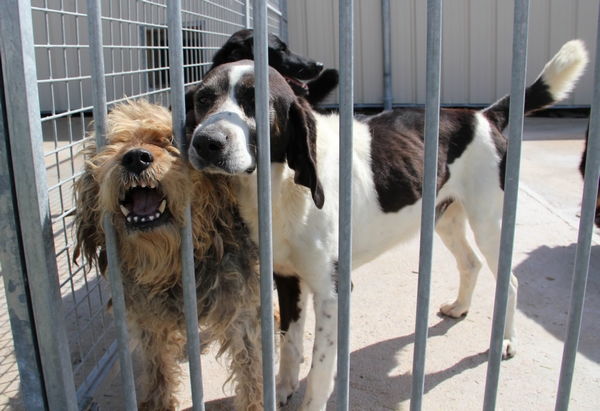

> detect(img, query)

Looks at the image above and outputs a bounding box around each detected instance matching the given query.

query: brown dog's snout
[122,148,154,174]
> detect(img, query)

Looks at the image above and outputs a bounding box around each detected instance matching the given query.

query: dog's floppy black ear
[73,159,107,273]
[286,98,324,209]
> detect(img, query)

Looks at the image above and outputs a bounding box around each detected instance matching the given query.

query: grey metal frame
[0,0,79,410]
[1,0,598,409]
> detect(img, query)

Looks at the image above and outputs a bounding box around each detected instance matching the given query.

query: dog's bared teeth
[158,199,166,213]
[134,216,139,222]
[148,215,155,221]
[141,217,147,222]
[155,213,160,219]
[127,216,132,222]
[141,182,147,188]
[132,182,138,188]
[120,205,130,217]
[150,182,156,189]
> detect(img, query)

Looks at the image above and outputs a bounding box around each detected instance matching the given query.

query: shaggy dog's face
[73,100,193,275]
[93,104,189,235]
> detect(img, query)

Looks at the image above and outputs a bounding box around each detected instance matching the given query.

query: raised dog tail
[482,39,588,131]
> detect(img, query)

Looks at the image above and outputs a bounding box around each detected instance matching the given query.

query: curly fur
[73,100,263,410]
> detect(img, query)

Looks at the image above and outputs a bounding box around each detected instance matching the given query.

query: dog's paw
[502,338,517,359]
[439,299,469,318]
[276,375,299,407]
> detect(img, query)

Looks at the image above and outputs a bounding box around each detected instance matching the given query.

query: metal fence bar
[86,1,138,410]
[381,0,393,111]
[483,1,530,410]
[337,0,354,409]
[410,1,442,410]
[555,5,600,410]
[167,1,207,410]
[0,56,48,411]
[254,1,277,409]
[0,1,78,410]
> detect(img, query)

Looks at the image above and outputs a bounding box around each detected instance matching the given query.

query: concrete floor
[2,117,599,410]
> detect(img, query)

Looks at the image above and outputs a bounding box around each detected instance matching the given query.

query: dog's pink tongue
[132,190,162,216]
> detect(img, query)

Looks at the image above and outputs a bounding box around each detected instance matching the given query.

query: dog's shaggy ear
[286,98,324,209]
[73,157,107,273]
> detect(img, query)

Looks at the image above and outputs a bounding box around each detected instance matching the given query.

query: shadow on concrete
[272,317,488,410]
[514,243,600,364]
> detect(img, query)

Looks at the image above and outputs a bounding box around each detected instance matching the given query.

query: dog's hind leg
[436,201,483,318]
[275,275,310,407]
[464,196,518,359]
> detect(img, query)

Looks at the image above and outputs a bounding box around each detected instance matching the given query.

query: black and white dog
[187,40,588,410]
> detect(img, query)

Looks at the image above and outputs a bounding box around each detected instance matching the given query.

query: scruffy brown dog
[73,100,263,410]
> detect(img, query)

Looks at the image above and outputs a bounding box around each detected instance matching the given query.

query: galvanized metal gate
[0,0,598,410]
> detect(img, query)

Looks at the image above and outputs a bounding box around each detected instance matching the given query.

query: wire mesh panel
[0,0,285,408]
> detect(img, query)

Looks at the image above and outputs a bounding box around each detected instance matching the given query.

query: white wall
[288,0,599,107]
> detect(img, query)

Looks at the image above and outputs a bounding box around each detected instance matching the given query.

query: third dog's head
[188,60,324,209]
[210,29,324,93]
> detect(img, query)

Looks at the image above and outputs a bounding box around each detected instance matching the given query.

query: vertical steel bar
[381,0,393,111]
[410,1,442,410]
[245,0,251,29]
[0,1,78,410]
[254,1,277,409]
[86,1,138,410]
[0,57,48,411]
[554,5,600,410]
[337,0,354,410]
[483,1,529,410]
[167,1,206,410]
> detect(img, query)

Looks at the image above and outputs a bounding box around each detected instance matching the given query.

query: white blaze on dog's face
[189,61,292,173]
[188,60,325,208]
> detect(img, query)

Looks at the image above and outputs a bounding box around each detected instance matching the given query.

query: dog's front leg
[224,305,264,411]
[301,291,338,411]
[275,276,310,406]
[137,326,183,411]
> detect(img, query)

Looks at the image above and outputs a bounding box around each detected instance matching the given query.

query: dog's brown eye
[198,96,210,105]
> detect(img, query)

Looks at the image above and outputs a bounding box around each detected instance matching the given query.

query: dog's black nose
[122,148,154,174]
[192,130,228,157]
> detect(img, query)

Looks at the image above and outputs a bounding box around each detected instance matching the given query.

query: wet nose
[121,148,154,174]
[192,129,228,159]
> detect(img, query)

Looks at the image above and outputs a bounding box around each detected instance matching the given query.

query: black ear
[286,98,325,209]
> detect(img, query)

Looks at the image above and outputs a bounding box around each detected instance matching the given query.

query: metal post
[0,56,48,411]
[86,1,138,410]
[337,0,354,410]
[0,0,78,409]
[245,0,252,29]
[483,1,529,410]
[254,1,277,410]
[167,1,206,410]
[382,0,393,111]
[410,1,442,410]
[555,5,600,410]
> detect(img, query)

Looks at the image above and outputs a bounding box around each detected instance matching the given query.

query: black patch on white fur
[274,275,301,332]
[366,108,477,213]
[483,76,554,132]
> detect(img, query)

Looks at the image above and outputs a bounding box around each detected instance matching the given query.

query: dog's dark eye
[198,96,210,106]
